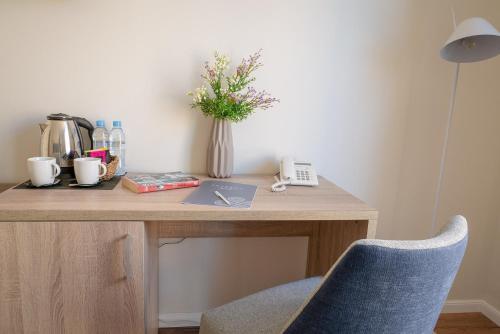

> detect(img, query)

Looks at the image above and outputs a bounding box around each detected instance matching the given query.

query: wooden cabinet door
[0,221,145,334]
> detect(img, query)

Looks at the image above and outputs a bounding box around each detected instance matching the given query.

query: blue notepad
[182,180,257,208]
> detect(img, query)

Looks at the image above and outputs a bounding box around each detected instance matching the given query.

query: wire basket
[101,156,119,181]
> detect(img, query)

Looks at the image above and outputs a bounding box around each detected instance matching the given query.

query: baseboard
[482,301,500,327]
[442,299,485,313]
[158,300,500,328]
[159,312,202,328]
[443,299,500,326]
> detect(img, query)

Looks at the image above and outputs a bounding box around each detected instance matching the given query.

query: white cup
[74,157,107,185]
[27,157,61,187]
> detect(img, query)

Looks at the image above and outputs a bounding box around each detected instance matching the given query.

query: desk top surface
[0,175,377,222]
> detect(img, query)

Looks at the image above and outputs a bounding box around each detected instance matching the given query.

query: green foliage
[188,50,278,122]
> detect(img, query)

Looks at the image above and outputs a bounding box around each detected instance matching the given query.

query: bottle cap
[96,120,105,127]
[113,120,121,128]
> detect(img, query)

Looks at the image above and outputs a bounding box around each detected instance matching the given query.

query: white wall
[158,237,308,317]
[0,0,499,318]
[390,0,500,309]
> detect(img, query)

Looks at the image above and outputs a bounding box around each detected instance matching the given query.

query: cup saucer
[26,178,61,188]
[68,181,101,188]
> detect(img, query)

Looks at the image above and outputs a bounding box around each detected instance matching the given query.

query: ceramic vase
[207,118,233,178]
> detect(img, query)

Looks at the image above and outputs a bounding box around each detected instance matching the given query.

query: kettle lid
[47,113,74,121]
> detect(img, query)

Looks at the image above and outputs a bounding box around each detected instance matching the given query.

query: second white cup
[74,157,107,185]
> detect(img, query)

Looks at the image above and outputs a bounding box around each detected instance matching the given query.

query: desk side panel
[306,220,369,277]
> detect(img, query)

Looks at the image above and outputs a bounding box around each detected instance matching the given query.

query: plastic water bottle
[109,120,126,175]
[92,120,109,149]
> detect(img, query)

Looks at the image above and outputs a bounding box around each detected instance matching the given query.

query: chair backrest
[283,215,468,334]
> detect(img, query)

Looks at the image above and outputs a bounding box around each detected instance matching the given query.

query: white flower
[192,86,208,103]
[214,51,230,74]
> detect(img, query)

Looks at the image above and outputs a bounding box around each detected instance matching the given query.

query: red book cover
[122,172,199,193]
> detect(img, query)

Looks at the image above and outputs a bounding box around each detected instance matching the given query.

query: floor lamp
[431,17,500,233]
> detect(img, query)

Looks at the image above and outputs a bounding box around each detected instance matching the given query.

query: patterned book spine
[127,179,200,193]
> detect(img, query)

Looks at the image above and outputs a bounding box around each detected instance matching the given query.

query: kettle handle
[73,117,94,151]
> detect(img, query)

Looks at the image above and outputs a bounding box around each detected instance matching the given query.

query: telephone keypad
[296,170,311,181]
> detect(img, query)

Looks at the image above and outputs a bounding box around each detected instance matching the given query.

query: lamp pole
[430,62,460,235]
[431,9,459,235]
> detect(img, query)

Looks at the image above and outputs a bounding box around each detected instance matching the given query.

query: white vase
[207,118,233,178]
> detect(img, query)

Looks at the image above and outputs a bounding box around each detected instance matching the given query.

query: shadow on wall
[249,158,277,174]
[8,115,41,180]
[188,114,211,174]
[236,154,278,175]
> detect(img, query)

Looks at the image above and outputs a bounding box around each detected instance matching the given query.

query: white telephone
[271,157,319,192]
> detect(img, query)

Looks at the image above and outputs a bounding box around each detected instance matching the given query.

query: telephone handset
[271,157,319,192]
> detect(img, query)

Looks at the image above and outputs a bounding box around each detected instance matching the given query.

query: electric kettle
[39,113,94,174]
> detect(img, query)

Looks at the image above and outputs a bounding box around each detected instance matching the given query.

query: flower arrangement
[188,50,279,122]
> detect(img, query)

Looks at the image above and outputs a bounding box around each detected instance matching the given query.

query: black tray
[15,176,121,190]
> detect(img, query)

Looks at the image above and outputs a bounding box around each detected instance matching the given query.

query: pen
[214,190,231,206]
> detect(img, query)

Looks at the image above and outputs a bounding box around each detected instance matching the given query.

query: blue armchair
[199,215,468,334]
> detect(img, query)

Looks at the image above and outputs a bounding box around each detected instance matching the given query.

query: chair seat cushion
[199,277,322,334]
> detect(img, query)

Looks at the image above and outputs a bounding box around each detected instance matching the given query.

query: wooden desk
[0,175,377,334]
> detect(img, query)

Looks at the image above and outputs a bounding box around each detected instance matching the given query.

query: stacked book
[122,172,199,193]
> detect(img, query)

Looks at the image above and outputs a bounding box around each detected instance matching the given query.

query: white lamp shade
[440,17,500,63]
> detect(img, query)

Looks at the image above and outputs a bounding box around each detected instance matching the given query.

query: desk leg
[306,220,371,277]
[145,221,159,334]
[367,219,377,239]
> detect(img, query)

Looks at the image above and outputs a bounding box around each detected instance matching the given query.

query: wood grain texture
[158,220,314,238]
[145,221,159,334]
[306,220,369,276]
[435,313,500,333]
[0,175,377,222]
[159,327,200,334]
[436,329,500,333]
[15,222,64,333]
[0,183,15,193]
[0,223,24,333]
[0,221,146,334]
